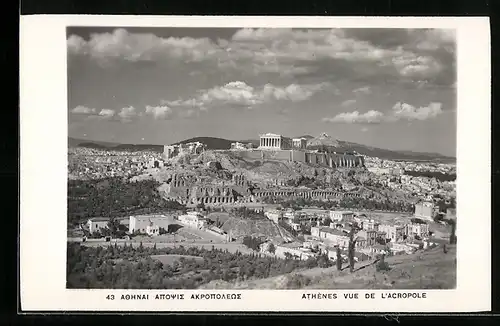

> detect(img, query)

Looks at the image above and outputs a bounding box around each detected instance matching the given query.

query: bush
[285,273,312,289]
[376,255,391,272]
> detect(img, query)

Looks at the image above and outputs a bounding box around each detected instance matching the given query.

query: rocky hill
[69,134,455,162]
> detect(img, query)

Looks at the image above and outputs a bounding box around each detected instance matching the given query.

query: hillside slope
[199,245,456,290]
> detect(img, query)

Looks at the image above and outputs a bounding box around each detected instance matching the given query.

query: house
[414,201,436,221]
[265,210,284,223]
[359,219,380,231]
[178,211,207,229]
[268,243,317,260]
[407,222,429,238]
[363,244,388,256]
[87,217,109,234]
[389,242,417,255]
[312,227,364,249]
[329,210,354,222]
[146,225,160,236]
[129,214,173,234]
[378,224,406,243]
[357,229,377,246]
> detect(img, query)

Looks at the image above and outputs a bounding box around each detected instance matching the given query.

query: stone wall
[165,173,252,205]
[253,189,361,200]
[231,149,364,169]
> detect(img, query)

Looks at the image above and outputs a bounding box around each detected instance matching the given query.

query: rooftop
[130,214,169,219]
[88,217,109,222]
[320,227,348,237]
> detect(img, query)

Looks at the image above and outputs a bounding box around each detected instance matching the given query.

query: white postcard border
[20,15,491,312]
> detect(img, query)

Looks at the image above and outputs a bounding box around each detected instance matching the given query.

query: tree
[449,220,457,244]
[267,243,276,254]
[336,247,342,271]
[348,225,357,273]
[376,254,390,272]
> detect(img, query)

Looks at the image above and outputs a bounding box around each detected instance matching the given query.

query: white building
[378,224,407,243]
[265,210,284,223]
[178,211,207,229]
[329,210,354,222]
[129,214,172,234]
[414,201,436,221]
[87,217,109,234]
[231,142,251,150]
[407,222,429,238]
[146,225,160,236]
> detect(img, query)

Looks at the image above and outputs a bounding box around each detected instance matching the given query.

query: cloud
[411,29,456,52]
[323,101,444,124]
[67,28,455,86]
[67,28,219,64]
[200,81,262,106]
[98,109,115,118]
[118,106,139,121]
[341,99,356,107]
[391,102,443,121]
[262,82,330,102]
[145,105,173,119]
[322,110,384,124]
[71,105,96,114]
[183,81,330,108]
[353,86,372,94]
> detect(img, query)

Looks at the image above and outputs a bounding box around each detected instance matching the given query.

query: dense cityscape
[67,132,457,290]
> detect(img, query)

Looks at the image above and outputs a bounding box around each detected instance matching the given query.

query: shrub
[376,254,391,272]
[285,273,312,289]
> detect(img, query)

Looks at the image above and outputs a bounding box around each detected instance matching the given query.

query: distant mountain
[306,132,341,148]
[335,140,455,162]
[173,137,234,150]
[68,137,163,152]
[68,135,455,162]
[295,135,314,140]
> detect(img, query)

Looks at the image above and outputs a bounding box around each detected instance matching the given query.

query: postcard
[19,15,491,312]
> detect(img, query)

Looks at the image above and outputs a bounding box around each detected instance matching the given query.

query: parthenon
[258,133,292,150]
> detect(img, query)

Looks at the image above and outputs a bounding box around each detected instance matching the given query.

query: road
[68,238,254,254]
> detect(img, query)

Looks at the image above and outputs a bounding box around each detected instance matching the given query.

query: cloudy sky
[67,27,456,156]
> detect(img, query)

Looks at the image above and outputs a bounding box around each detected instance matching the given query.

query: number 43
[106,294,115,300]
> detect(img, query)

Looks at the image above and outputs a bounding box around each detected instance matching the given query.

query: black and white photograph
[66,26,458,290]
[20,15,490,312]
